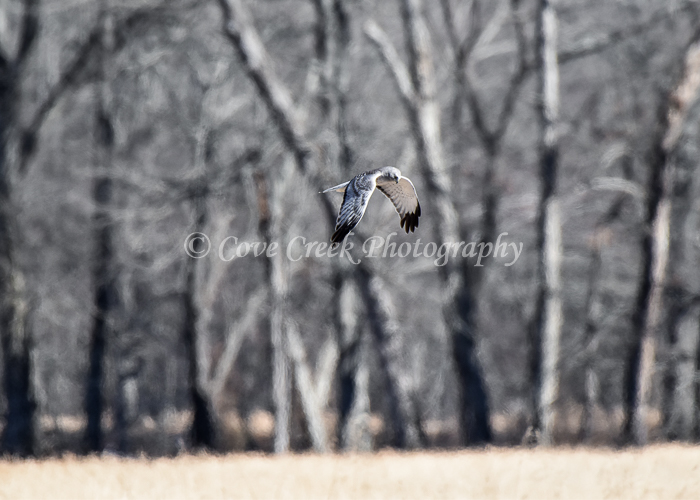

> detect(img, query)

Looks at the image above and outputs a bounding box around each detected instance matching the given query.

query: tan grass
[1,445,699,499]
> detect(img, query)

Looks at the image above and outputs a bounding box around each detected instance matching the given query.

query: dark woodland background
[2,0,700,457]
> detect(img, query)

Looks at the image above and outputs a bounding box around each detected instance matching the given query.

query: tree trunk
[356,267,423,449]
[661,43,700,442]
[449,293,491,445]
[183,247,218,450]
[335,275,371,451]
[286,325,338,452]
[366,0,490,446]
[530,0,563,446]
[0,0,106,456]
[400,0,492,444]
[1,1,150,456]
[319,0,371,452]
[667,307,700,440]
[182,126,218,450]
[630,181,671,446]
[254,168,293,453]
[84,4,116,454]
[0,77,35,458]
[270,287,291,453]
[626,39,700,446]
[0,261,34,457]
[580,233,603,443]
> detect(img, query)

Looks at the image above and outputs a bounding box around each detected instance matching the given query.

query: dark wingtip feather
[400,206,420,234]
[330,230,344,244]
[331,224,352,244]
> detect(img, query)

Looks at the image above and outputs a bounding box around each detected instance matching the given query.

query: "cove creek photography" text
[185,232,524,267]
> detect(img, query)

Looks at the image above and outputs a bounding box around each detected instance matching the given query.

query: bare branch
[591,177,644,199]
[19,6,173,174]
[364,20,416,107]
[19,27,101,173]
[286,323,337,452]
[439,0,461,59]
[462,77,492,147]
[461,0,529,150]
[559,5,692,64]
[440,0,481,65]
[665,42,700,149]
[473,0,511,53]
[492,0,529,140]
[0,48,9,73]
[315,335,339,407]
[16,0,39,66]
[20,26,102,162]
[209,288,267,400]
[217,0,310,169]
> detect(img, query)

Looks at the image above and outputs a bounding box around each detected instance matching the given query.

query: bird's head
[383,166,401,183]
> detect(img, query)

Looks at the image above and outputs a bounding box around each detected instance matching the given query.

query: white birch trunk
[631,41,700,445]
[534,0,562,446]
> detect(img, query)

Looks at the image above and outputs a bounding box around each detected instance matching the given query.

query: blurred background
[1,0,700,457]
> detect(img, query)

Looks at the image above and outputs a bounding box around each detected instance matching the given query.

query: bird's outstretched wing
[375,176,421,233]
[331,178,375,243]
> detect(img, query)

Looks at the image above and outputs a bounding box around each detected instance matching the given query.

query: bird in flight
[322,166,421,244]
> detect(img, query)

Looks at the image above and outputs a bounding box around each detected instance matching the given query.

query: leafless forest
[1,0,700,457]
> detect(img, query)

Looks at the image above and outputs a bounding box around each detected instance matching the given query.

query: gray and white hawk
[322,166,422,244]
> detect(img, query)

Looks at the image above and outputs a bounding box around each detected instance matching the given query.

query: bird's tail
[320,181,350,193]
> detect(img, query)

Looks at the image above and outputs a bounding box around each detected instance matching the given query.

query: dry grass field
[1,445,699,499]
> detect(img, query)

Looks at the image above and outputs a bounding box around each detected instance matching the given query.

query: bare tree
[306,0,372,452]
[84,2,117,454]
[252,163,293,453]
[0,0,108,456]
[529,0,562,446]
[181,123,220,449]
[661,39,700,443]
[626,35,700,445]
[579,165,637,442]
[287,323,338,451]
[0,0,41,458]
[440,0,528,248]
[217,0,424,450]
[665,58,700,440]
[308,0,373,452]
[365,0,491,445]
[335,277,371,450]
[355,266,425,448]
[0,0,172,456]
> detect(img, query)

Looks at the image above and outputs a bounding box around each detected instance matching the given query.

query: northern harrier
[322,167,422,244]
